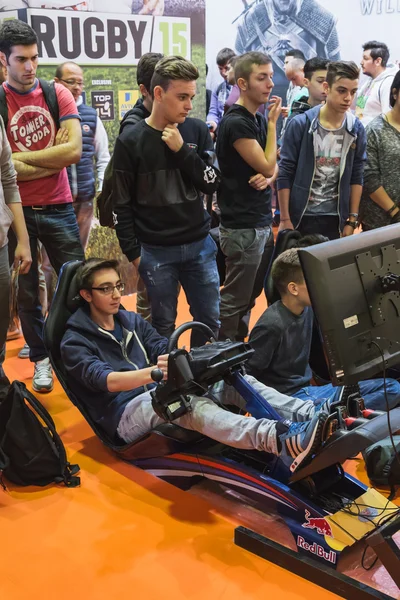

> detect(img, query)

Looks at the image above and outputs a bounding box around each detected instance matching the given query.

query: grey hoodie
[0,115,21,249]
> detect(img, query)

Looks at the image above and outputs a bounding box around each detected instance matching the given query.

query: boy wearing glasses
[60,257,331,473]
[54,61,110,250]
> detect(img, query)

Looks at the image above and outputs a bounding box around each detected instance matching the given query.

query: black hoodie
[113,100,220,262]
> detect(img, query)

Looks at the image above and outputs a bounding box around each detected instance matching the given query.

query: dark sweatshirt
[61,307,168,439]
[248,301,313,395]
[113,116,220,262]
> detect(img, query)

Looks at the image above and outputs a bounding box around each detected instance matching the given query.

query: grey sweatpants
[117,374,317,455]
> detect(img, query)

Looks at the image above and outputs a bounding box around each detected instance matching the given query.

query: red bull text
[297,536,337,565]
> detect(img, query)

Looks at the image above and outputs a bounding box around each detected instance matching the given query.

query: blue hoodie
[277,105,367,231]
[61,307,168,440]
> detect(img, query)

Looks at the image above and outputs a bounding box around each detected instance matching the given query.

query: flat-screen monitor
[299,224,400,386]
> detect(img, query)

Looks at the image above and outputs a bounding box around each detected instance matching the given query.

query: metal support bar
[229,371,283,421]
[366,516,400,590]
[235,526,397,600]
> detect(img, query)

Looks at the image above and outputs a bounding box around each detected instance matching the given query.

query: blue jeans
[294,379,400,412]
[139,235,220,347]
[8,204,84,362]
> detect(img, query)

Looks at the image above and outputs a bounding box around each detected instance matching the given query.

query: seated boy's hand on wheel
[157,354,169,379]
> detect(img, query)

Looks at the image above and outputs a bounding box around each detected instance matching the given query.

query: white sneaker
[18,343,30,359]
[33,358,54,393]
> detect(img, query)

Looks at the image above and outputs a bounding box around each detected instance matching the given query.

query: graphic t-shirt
[3,80,80,206]
[305,120,345,216]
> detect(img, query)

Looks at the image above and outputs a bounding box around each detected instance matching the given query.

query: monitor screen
[299,224,400,386]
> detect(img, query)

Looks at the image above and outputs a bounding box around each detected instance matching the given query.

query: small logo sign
[91,91,114,121]
[302,509,333,537]
[118,90,139,120]
[203,166,217,184]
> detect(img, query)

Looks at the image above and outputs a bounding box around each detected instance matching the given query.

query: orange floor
[0,291,394,600]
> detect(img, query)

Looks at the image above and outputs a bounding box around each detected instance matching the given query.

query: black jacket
[113,115,220,261]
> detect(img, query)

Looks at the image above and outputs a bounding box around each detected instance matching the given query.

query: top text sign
[18,9,191,65]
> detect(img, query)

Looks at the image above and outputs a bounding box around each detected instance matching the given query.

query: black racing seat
[264,229,302,305]
[43,260,204,461]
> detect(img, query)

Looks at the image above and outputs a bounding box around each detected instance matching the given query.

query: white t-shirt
[355,68,398,127]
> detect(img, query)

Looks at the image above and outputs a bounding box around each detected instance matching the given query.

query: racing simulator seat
[45,237,400,597]
[43,260,205,461]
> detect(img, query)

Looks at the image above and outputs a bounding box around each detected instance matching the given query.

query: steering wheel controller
[150,322,254,421]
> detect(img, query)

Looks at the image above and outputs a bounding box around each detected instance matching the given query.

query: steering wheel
[167,321,215,353]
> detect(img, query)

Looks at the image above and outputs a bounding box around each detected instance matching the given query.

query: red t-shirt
[3,80,80,206]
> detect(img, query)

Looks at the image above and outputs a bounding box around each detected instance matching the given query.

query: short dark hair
[286,49,306,61]
[363,40,390,68]
[304,57,329,80]
[235,51,272,83]
[216,47,236,66]
[54,61,80,79]
[137,52,164,92]
[326,61,360,86]
[390,70,400,108]
[0,20,38,61]
[77,258,121,291]
[150,55,199,97]
[271,249,304,296]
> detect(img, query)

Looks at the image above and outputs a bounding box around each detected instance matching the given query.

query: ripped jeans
[139,235,220,347]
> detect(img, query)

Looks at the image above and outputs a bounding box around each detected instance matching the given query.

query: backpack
[0,78,60,131]
[363,435,400,499]
[0,381,80,488]
[96,107,144,229]
[96,155,115,228]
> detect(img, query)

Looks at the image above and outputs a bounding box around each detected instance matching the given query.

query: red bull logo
[302,509,333,537]
[297,536,337,565]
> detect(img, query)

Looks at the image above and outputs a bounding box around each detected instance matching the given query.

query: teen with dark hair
[60,258,330,474]
[360,70,400,230]
[248,248,400,412]
[216,51,280,341]
[119,52,164,128]
[278,61,366,240]
[206,47,236,133]
[0,19,84,393]
[288,57,329,119]
[356,41,397,126]
[113,56,221,348]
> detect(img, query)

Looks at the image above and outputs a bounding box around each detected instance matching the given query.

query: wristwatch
[345,220,358,229]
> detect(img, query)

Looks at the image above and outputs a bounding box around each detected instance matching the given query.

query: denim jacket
[277,105,367,230]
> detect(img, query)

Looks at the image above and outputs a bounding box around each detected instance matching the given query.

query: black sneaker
[278,412,328,473]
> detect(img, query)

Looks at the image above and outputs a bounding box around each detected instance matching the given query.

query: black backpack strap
[0,446,9,490]
[0,85,8,130]
[16,382,80,487]
[38,79,60,131]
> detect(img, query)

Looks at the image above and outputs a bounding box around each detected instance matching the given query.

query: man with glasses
[0,20,84,393]
[55,61,110,250]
